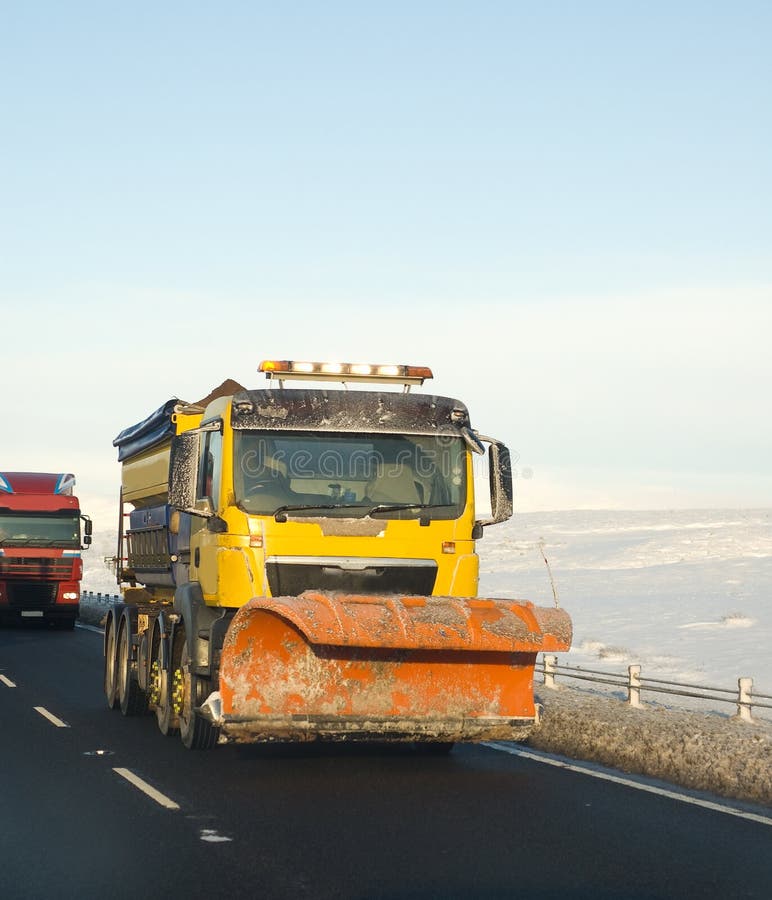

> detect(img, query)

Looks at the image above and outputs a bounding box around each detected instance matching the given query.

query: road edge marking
[485,742,772,828]
[76,622,104,635]
[113,767,181,810]
[34,706,69,728]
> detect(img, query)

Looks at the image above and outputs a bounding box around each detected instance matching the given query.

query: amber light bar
[259,360,433,387]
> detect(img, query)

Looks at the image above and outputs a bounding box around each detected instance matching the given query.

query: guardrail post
[628,664,642,708]
[736,677,754,723]
[543,655,557,689]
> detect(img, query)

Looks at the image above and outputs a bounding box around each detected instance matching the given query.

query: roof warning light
[258,360,433,389]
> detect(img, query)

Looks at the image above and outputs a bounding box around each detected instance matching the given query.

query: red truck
[0,472,92,629]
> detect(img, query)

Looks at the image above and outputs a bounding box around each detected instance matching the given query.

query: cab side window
[197,429,223,510]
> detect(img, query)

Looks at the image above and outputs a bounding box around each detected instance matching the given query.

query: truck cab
[0,472,91,629]
[169,361,513,608]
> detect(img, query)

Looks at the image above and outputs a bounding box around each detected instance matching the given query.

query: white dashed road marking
[486,742,772,828]
[34,706,69,728]
[200,828,233,843]
[0,674,16,687]
[113,768,181,810]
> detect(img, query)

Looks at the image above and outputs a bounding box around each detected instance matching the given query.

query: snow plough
[103,360,571,749]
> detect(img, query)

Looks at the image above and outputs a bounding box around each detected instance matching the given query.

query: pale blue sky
[2,2,770,516]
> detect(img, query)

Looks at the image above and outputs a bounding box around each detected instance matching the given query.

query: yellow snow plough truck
[104,360,571,749]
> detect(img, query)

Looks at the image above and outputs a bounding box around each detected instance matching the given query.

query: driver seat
[366,466,421,504]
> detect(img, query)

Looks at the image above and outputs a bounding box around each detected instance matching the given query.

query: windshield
[0,512,81,547]
[234,432,467,520]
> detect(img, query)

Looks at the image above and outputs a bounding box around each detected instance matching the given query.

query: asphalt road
[1,622,771,900]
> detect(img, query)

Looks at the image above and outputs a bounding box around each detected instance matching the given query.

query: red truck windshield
[0,513,81,548]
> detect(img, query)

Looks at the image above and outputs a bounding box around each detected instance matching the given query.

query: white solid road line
[0,674,16,687]
[33,706,70,728]
[486,742,772,828]
[113,768,181,810]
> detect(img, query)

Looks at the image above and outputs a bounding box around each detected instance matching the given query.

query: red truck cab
[0,472,91,629]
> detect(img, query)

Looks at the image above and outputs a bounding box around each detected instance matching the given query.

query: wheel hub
[171,667,185,716]
[148,660,161,706]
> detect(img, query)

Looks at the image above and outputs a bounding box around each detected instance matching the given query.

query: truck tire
[118,618,148,716]
[178,637,220,750]
[104,615,119,710]
[150,621,179,736]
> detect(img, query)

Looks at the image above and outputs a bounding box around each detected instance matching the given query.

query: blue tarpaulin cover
[113,398,183,461]
[112,380,245,461]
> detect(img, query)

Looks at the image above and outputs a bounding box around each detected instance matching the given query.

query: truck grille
[0,558,74,578]
[266,558,438,596]
[6,582,57,609]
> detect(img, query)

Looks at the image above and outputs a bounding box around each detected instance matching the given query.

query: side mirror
[472,437,513,531]
[488,441,513,524]
[81,514,93,549]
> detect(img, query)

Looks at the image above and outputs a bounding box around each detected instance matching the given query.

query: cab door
[189,427,223,596]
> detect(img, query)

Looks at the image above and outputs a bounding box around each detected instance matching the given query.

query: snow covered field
[83,508,772,707]
[478,508,772,702]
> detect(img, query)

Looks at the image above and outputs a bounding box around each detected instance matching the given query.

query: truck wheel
[104,617,119,709]
[118,619,148,716]
[151,624,179,736]
[178,638,221,750]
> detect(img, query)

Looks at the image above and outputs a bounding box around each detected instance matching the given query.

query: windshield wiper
[9,538,56,547]
[367,503,453,522]
[273,503,370,522]
[272,501,454,523]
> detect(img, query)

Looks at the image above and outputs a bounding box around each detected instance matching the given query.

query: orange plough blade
[212,591,571,743]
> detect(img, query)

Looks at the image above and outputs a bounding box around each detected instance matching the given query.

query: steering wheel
[245,479,280,496]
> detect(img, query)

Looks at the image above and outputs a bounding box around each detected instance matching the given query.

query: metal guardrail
[81,591,121,605]
[539,655,772,724]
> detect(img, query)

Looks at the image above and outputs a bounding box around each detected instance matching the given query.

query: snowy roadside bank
[478,509,772,696]
[530,686,772,807]
[78,594,772,808]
